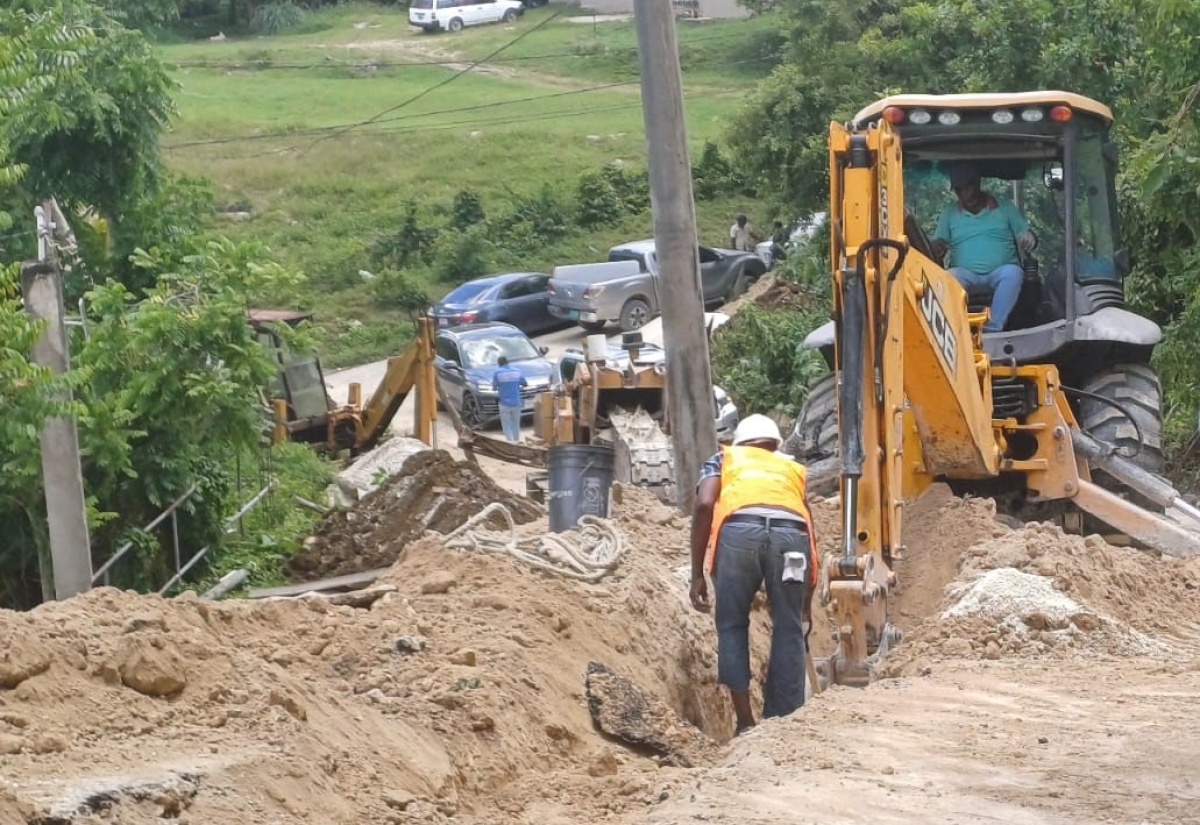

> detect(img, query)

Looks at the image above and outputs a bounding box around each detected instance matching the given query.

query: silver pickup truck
[547,240,767,333]
[547,259,644,333]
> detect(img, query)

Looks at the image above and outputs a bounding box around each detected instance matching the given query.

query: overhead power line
[299,6,572,155]
[168,28,765,72]
[164,79,638,150]
[162,48,778,154]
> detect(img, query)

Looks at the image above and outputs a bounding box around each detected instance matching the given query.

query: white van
[409,0,525,32]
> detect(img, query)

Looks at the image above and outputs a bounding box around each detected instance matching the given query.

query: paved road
[323,311,730,494]
[323,312,728,408]
[324,323,585,407]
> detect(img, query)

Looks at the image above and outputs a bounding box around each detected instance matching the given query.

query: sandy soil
[3,458,1200,824]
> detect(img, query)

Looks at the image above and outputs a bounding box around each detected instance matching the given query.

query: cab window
[435,337,461,364]
[500,279,533,300]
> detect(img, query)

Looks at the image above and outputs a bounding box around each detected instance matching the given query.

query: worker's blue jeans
[713,519,810,719]
[948,264,1023,332]
[498,404,521,442]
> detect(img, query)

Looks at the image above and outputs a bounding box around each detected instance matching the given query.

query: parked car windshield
[440,282,493,304]
[461,335,540,368]
[411,0,433,7]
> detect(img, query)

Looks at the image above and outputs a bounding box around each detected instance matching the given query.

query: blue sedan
[429,272,561,336]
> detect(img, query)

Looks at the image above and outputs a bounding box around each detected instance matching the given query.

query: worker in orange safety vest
[688,414,817,734]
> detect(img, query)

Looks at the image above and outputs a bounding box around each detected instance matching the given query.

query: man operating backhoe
[688,414,817,734]
[930,160,1037,333]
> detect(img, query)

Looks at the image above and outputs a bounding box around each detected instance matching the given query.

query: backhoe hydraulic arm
[818,116,1200,689]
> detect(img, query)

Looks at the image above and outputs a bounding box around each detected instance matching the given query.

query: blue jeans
[499,404,521,442]
[949,263,1023,332]
[713,519,810,719]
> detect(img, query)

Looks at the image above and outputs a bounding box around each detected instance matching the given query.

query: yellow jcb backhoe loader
[249,310,437,455]
[806,91,1200,688]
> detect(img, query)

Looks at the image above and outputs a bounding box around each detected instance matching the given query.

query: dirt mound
[287,449,543,581]
[879,500,1200,674]
[0,786,32,822]
[799,482,1200,673]
[0,485,772,824]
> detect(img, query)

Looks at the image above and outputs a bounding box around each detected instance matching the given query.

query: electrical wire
[1062,384,1144,459]
[161,32,779,153]
[173,84,742,160]
[297,6,573,155]
[164,78,638,150]
[168,27,767,71]
[162,55,771,155]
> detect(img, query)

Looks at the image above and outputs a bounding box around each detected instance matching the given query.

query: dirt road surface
[5,479,1200,824]
[623,659,1200,825]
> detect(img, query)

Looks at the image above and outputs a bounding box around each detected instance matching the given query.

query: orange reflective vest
[705,446,817,584]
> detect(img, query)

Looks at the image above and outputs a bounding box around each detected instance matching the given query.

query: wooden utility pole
[633,0,717,511]
[22,201,93,600]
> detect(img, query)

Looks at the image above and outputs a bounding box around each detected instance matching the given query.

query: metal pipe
[1063,123,1078,323]
[93,482,201,584]
[1073,430,1200,529]
[838,264,867,566]
[1172,497,1200,526]
[842,477,859,565]
[157,481,275,596]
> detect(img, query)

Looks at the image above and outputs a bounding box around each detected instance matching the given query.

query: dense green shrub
[575,170,623,229]
[251,1,308,35]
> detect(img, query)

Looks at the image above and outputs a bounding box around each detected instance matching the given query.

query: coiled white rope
[441,502,627,582]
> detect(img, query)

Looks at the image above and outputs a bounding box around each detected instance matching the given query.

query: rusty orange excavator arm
[355,315,438,452]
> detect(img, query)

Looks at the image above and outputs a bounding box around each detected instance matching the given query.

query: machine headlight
[907,108,932,125]
[937,111,961,126]
[1020,107,1045,123]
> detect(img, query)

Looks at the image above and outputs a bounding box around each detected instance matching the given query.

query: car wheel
[447,16,464,31]
[502,8,517,21]
[460,392,486,429]
[580,320,607,334]
[619,298,652,332]
[727,273,755,303]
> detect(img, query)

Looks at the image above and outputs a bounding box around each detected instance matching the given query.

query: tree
[0,0,178,290]
[0,238,305,608]
[727,0,1200,442]
[0,6,321,607]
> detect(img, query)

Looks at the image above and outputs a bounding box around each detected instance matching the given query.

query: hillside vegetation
[161,3,783,366]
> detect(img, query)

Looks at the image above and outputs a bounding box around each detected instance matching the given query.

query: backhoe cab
[797,92,1165,487]
[249,310,437,455]
[799,92,1200,689]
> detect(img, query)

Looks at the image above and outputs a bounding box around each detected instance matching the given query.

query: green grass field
[160,2,781,366]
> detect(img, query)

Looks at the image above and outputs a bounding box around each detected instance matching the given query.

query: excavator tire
[783,372,839,463]
[1076,363,1166,480]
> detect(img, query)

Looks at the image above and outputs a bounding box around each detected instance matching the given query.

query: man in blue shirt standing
[492,355,526,443]
[931,161,1037,333]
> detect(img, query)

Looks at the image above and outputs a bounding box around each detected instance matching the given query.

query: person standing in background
[492,355,526,443]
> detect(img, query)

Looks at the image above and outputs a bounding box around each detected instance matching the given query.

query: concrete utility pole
[633,0,717,511]
[22,201,93,600]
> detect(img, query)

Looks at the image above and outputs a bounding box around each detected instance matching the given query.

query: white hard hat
[733,413,782,446]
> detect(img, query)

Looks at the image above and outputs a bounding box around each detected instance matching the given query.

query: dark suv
[433,322,557,428]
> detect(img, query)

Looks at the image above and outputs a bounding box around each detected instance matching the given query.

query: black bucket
[546,444,616,532]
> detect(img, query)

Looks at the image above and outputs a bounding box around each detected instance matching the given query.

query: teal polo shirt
[933,196,1029,275]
